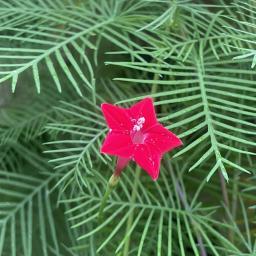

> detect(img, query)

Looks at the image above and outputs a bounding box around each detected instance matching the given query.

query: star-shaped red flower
[100,97,182,180]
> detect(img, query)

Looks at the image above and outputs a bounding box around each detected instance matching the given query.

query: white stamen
[133,117,145,131]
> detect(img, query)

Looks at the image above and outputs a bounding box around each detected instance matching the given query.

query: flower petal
[101,103,132,131]
[115,157,130,176]
[134,144,161,180]
[145,124,182,153]
[101,131,134,158]
[129,98,157,131]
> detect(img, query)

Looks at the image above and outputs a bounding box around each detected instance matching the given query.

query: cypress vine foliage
[0,0,255,255]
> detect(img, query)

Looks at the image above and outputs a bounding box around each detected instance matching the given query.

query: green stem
[122,166,141,256]
[218,170,230,208]
[151,64,159,96]
[98,174,120,222]
[122,78,158,255]
[151,82,158,95]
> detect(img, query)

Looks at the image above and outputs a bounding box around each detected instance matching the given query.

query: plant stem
[218,170,230,208]
[167,158,207,256]
[122,166,141,256]
[122,81,157,255]
[219,170,233,242]
[98,174,120,222]
[175,180,207,256]
[151,83,158,95]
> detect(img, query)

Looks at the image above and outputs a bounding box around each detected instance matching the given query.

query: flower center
[132,117,145,132]
[131,117,146,144]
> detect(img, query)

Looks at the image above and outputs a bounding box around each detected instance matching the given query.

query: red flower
[100,98,182,180]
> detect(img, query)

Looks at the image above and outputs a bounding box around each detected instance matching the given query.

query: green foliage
[0,0,255,255]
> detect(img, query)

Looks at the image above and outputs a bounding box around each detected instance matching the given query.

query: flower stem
[98,174,120,222]
[122,166,141,256]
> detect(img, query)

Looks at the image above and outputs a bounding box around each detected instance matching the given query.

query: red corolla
[100,97,182,180]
